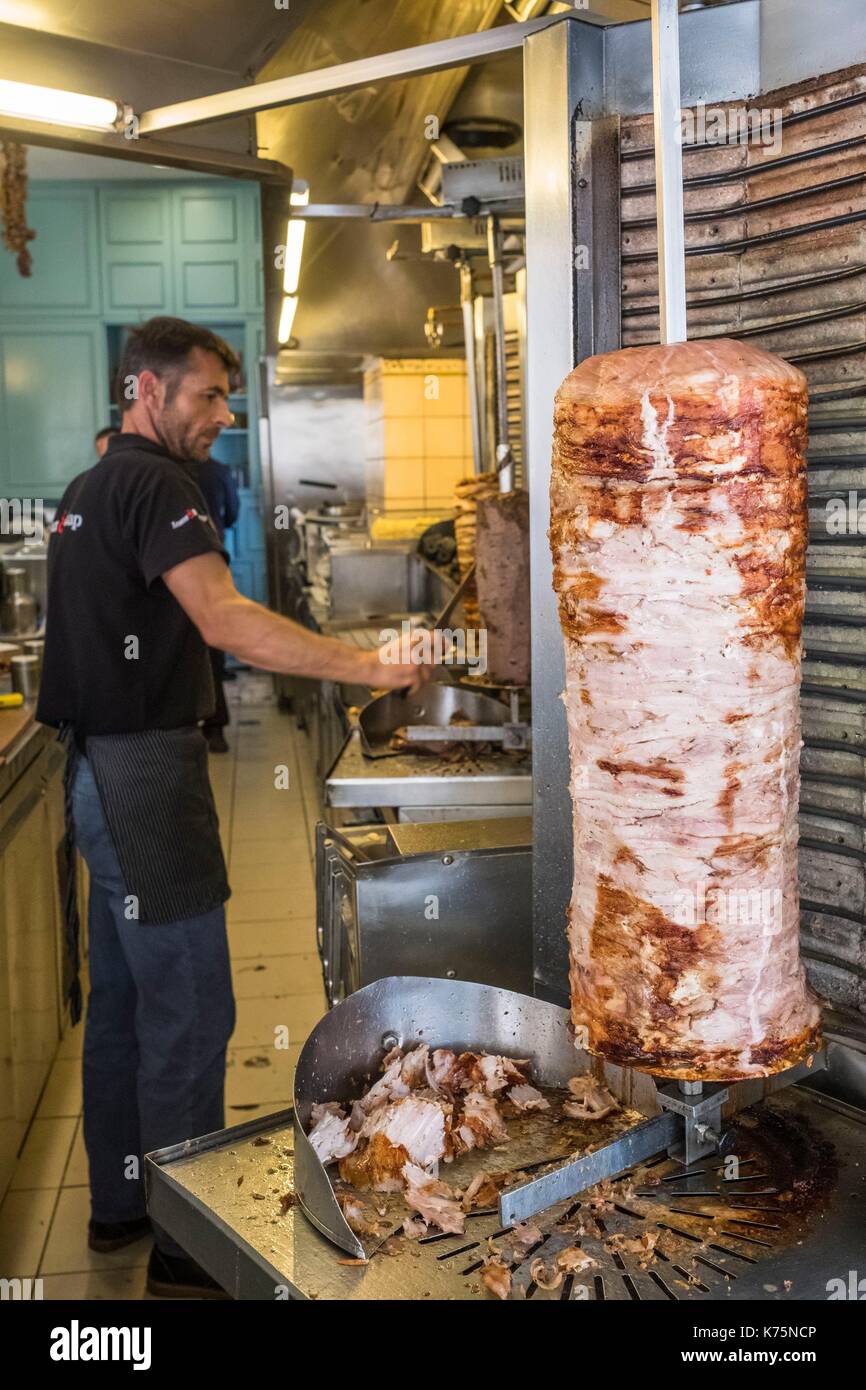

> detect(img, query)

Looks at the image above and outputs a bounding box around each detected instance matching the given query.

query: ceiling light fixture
[0,79,121,131]
[277,294,299,346]
[282,180,309,296]
[278,180,310,347]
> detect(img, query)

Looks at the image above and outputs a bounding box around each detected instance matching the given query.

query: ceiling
[0,0,318,74]
[3,0,746,354]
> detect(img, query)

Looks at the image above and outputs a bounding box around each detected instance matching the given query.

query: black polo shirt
[37,433,228,737]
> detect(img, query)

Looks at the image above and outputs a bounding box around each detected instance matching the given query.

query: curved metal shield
[292,976,582,1256]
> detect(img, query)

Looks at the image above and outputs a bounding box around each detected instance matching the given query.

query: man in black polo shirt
[38,316,427,1298]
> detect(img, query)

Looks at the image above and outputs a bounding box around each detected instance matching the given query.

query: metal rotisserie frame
[524,5,866,1048]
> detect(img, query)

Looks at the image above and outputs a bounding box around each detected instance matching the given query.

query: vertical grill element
[619,63,866,1037]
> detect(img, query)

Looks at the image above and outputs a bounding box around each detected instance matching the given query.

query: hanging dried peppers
[1,142,36,277]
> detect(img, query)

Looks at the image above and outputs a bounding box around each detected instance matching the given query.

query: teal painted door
[0,323,105,499]
[0,187,100,316]
[99,187,174,319]
[172,187,250,316]
[0,178,265,510]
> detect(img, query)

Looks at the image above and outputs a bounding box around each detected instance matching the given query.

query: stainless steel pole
[459,260,485,477]
[486,215,515,494]
[524,18,614,1003]
[651,0,688,344]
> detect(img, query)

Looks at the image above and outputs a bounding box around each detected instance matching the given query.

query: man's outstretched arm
[163,551,428,692]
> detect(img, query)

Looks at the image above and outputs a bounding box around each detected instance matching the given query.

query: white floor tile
[40,1266,154,1300]
[10,1118,77,1192]
[229,861,314,895]
[229,836,311,867]
[40,1187,151,1275]
[228,920,318,958]
[227,885,315,923]
[231,992,327,1050]
[225,1045,300,1106]
[63,1120,89,1188]
[0,1188,56,1276]
[36,1059,82,1119]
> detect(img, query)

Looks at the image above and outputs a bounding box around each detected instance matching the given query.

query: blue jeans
[71,754,235,1258]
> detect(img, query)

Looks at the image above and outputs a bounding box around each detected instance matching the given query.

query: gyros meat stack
[550,338,821,1080]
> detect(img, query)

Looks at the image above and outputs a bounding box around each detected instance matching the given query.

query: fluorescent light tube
[0,79,120,130]
[282,180,309,296]
[278,295,299,345]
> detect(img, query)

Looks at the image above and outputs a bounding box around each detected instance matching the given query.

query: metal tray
[144,1085,866,1302]
[359,683,509,759]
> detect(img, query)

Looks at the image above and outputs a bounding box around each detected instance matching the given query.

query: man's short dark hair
[95,426,119,443]
[116,317,240,414]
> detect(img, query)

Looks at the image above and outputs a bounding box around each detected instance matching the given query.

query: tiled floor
[0,687,326,1299]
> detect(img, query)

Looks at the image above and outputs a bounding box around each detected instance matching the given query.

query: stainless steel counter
[146,1081,866,1302]
[0,714,57,818]
[0,717,68,1203]
[326,731,532,810]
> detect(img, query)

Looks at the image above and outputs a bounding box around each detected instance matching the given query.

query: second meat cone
[550,338,821,1081]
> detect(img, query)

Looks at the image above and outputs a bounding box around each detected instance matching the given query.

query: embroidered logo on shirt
[170,508,209,530]
[52,512,83,533]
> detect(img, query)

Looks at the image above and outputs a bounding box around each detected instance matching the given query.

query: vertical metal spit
[459,257,485,477]
[486,214,515,493]
[651,0,688,344]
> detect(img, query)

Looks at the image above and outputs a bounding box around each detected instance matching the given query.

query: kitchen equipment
[315,818,532,1005]
[400,686,530,750]
[1,568,37,636]
[328,542,433,620]
[358,681,513,759]
[0,642,20,673]
[326,727,532,818]
[3,569,27,595]
[10,654,39,700]
[294,977,642,1258]
[22,639,43,672]
[322,502,364,519]
[430,560,474,634]
[145,1069,865,1301]
[290,978,841,1263]
[142,975,866,1300]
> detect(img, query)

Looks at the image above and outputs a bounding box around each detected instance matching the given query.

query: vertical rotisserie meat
[550,338,821,1079]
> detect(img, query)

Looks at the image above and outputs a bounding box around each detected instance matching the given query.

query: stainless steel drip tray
[144,1086,866,1301]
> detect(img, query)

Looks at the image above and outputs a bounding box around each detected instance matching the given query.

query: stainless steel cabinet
[315,819,533,1006]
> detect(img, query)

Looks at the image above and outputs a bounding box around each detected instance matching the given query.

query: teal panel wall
[99,187,173,319]
[0,323,104,497]
[0,188,99,315]
[0,178,267,595]
[172,187,248,315]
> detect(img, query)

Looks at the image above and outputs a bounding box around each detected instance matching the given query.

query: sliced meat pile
[306,1043,535,1228]
[550,338,822,1080]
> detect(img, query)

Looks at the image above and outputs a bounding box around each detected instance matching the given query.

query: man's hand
[362,632,432,695]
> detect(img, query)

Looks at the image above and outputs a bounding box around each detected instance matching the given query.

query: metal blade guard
[292,975,649,1258]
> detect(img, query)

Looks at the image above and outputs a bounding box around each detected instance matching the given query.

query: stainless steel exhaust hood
[255,0,508,356]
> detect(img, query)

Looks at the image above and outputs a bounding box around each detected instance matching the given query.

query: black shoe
[205,730,229,753]
[146,1246,231,1300]
[88,1216,151,1253]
